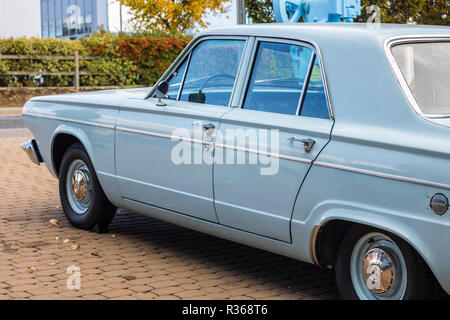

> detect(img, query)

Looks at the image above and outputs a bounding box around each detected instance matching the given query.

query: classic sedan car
[21,24,450,300]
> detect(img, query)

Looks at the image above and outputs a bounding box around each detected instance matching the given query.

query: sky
[203,0,238,29]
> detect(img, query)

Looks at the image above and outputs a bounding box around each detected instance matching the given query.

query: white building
[0,0,241,39]
[0,0,42,39]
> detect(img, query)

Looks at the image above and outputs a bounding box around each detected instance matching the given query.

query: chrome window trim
[384,35,450,120]
[176,52,192,101]
[315,161,450,191]
[296,52,316,116]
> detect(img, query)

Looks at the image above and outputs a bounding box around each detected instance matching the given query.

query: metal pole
[237,0,246,24]
[120,4,123,32]
[74,51,80,90]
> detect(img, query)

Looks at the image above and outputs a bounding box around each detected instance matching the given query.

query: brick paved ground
[0,128,339,300]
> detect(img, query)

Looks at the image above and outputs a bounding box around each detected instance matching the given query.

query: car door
[213,39,333,242]
[115,37,248,223]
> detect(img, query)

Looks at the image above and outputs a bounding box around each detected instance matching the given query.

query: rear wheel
[59,143,116,231]
[335,226,438,300]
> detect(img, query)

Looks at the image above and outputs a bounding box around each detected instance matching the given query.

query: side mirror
[156,80,169,106]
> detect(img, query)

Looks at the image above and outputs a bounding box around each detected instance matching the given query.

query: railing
[0,51,97,90]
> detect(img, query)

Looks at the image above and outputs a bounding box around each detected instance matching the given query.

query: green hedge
[0,32,191,88]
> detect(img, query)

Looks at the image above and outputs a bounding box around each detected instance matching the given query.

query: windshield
[391,42,450,116]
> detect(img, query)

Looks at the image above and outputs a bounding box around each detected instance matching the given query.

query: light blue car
[21,24,450,300]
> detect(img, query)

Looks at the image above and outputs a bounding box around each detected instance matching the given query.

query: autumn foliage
[118,0,231,33]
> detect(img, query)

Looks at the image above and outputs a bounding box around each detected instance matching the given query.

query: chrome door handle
[192,122,216,136]
[287,137,316,153]
[202,123,216,131]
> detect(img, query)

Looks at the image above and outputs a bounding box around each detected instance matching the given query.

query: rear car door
[116,37,248,222]
[213,38,333,242]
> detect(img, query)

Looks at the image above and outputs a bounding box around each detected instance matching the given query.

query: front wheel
[59,143,116,231]
[335,226,438,300]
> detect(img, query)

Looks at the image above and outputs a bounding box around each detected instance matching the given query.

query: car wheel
[335,225,438,300]
[59,142,116,231]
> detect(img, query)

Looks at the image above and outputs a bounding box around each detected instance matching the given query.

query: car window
[300,57,330,119]
[180,40,246,107]
[243,41,313,115]
[392,42,450,116]
[165,58,188,100]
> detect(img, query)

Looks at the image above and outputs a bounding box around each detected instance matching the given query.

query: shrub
[0,32,191,88]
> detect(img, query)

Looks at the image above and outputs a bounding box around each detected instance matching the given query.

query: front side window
[392,42,450,116]
[180,40,246,107]
[243,42,313,115]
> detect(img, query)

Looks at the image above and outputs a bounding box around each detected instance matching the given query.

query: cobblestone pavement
[0,127,339,300]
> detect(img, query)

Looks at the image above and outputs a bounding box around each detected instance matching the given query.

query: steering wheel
[199,73,236,92]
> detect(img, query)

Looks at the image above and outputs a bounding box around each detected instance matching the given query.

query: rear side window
[243,41,330,119]
[392,42,450,116]
[180,40,246,107]
[244,42,313,115]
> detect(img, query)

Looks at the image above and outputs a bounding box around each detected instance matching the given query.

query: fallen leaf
[68,245,80,251]
[63,239,70,244]
[48,262,56,266]
[91,252,101,257]
[48,219,59,226]
[122,275,136,281]
[27,266,36,273]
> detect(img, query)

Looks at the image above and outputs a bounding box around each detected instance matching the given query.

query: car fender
[302,201,450,293]
[50,124,97,177]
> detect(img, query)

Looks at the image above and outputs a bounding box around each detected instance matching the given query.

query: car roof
[201,23,450,45]
[201,23,450,130]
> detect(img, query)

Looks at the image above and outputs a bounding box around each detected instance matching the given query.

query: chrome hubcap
[350,232,407,300]
[362,248,396,296]
[72,169,90,202]
[66,160,92,214]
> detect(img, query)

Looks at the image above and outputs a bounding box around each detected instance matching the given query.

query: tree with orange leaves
[118,0,232,33]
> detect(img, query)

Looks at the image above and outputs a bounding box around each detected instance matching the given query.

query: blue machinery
[273,0,362,23]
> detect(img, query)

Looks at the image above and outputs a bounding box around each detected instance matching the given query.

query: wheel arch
[51,125,97,177]
[309,212,447,293]
[311,214,427,268]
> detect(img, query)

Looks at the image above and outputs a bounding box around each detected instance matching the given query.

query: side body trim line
[315,161,450,190]
[23,113,115,130]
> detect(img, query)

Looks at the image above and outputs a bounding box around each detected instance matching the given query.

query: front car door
[115,37,248,222]
[213,38,333,242]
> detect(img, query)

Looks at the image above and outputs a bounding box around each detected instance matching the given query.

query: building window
[56,19,63,37]
[41,0,107,39]
[49,20,56,38]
